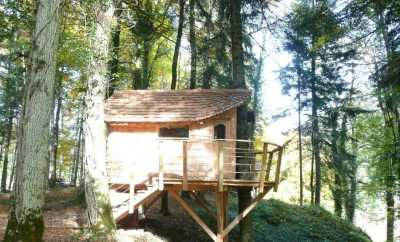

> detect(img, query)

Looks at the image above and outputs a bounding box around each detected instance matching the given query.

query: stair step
[109,185,159,222]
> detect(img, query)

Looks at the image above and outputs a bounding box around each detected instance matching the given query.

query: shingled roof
[104,89,250,123]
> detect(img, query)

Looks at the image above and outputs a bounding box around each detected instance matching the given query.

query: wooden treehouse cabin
[104,89,285,242]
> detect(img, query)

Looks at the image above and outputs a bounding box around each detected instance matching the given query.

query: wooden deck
[108,139,287,242]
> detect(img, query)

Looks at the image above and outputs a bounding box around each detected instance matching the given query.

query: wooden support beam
[259,143,268,194]
[274,147,283,192]
[222,188,271,238]
[159,144,164,191]
[190,192,217,221]
[143,191,163,213]
[183,140,188,191]
[128,169,135,214]
[129,182,135,214]
[216,192,228,242]
[217,141,224,192]
[169,190,217,241]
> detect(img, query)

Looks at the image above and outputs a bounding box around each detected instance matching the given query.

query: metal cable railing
[157,138,286,192]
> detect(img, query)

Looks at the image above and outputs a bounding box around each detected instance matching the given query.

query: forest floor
[0,188,213,242]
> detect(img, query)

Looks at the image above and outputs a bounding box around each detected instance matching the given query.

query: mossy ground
[250,199,371,242]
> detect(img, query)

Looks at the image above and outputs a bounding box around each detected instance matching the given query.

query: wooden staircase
[109,180,161,222]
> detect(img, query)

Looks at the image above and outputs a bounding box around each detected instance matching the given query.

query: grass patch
[252,199,371,242]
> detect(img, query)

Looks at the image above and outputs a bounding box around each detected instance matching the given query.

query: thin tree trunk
[8,145,17,191]
[296,54,303,206]
[83,0,116,236]
[189,0,196,89]
[216,0,227,65]
[108,0,122,97]
[1,112,13,192]
[310,146,314,204]
[386,174,395,242]
[311,48,321,206]
[79,137,84,187]
[229,0,253,241]
[4,0,63,240]
[50,91,62,188]
[142,40,152,89]
[345,121,357,222]
[73,115,83,186]
[171,0,185,90]
[330,111,343,217]
[201,1,212,89]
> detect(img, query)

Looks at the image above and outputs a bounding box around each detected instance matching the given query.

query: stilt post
[183,140,188,190]
[217,140,224,192]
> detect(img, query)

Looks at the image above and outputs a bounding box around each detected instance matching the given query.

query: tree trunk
[8,145,17,191]
[229,0,253,241]
[1,112,13,192]
[4,0,63,240]
[171,0,185,90]
[201,2,212,89]
[386,175,395,242]
[189,0,196,89]
[311,48,321,206]
[296,54,303,206]
[310,146,314,203]
[72,114,83,187]
[345,121,357,223]
[108,0,122,97]
[330,111,343,217]
[83,0,116,237]
[142,40,152,89]
[50,90,62,188]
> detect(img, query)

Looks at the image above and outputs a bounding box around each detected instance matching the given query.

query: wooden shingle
[104,89,250,123]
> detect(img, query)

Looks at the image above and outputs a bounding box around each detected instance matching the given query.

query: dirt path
[0,189,215,242]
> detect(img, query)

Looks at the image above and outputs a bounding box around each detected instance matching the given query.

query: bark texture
[83,0,116,237]
[4,0,63,240]
[229,0,253,241]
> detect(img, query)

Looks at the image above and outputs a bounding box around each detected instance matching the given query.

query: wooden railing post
[265,152,273,182]
[274,147,283,192]
[129,169,135,214]
[159,140,164,191]
[258,143,268,193]
[182,140,188,190]
[217,140,224,192]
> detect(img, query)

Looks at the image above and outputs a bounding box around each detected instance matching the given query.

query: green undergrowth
[193,194,371,242]
[251,199,371,242]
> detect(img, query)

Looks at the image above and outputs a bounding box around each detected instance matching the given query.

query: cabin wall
[106,109,237,183]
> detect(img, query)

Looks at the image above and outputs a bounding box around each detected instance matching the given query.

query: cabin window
[159,127,189,138]
[214,124,226,139]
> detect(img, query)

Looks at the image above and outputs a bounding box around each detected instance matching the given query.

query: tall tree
[189,0,196,89]
[171,0,185,90]
[83,0,116,237]
[229,0,253,241]
[4,0,63,240]
[281,0,355,206]
[108,0,122,97]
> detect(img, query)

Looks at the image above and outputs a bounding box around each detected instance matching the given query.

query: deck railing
[156,138,285,193]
